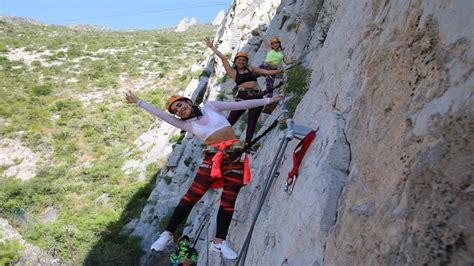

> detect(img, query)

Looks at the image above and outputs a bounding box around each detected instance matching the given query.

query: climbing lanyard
[192,212,210,248]
[243,119,279,153]
[285,130,317,194]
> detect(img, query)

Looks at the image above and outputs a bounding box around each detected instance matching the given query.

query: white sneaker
[150,231,173,251]
[210,240,238,260]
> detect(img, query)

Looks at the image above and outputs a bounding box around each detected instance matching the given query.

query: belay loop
[285,130,316,193]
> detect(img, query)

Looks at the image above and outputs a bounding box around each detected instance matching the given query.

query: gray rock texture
[0,137,41,180]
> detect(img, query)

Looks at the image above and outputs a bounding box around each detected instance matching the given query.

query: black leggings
[228,90,263,146]
[166,152,244,239]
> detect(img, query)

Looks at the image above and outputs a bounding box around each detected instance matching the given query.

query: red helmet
[166,95,192,113]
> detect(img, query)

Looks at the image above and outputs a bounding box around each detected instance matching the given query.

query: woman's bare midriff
[204,126,239,145]
[237,81,259,89]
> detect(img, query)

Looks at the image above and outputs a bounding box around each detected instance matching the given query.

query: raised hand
[270,92,285,103]
[125,90,140,104]
[203,37,214,48]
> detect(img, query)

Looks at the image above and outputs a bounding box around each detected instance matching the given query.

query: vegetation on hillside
[0,237,25,265]
[0,19,217,263]
[285,65,311,114]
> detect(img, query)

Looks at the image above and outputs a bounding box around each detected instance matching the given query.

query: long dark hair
[181,104,202,120]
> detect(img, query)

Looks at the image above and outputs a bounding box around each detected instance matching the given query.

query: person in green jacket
[170,235,198,266]
[258,31,293,97]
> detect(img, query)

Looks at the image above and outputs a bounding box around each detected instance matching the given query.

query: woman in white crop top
[126,90,283,260]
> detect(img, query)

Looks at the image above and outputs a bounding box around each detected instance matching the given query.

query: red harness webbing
[208,139,251,189]
[287,130,316,186]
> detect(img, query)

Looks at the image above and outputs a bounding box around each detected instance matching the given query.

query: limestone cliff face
[131,0,473,265]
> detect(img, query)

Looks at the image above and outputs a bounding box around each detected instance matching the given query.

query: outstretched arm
[250,66,286,76]
[203,37,236,80]
[258,31,271,51]
[125,90,191,131]
[207,93,285,111]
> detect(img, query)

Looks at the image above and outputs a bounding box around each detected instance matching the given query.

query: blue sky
[0,0,231,30]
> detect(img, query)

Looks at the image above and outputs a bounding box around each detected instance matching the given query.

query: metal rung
[294,124,314,138]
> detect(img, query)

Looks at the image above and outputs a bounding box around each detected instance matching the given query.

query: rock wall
[131,0,473,265]
[323,1,474,265]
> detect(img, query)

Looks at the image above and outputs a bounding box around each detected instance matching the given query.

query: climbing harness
[237,89,317,265]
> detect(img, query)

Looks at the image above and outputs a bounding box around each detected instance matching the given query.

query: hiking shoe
[210,240,238,260]
[150,231,173,251]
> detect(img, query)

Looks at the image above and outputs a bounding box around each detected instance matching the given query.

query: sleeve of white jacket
[206,98,271,111]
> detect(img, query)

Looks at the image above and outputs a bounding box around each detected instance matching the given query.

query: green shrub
[169,134,183,144]
[163,175,172,185]
[0,44,8,53]
[31,84,53,96]
[198,69,211,79]
[0,239,25,265]
[31,60,42,67]
[56,51,66,58]
[146,162,158,178]
[217,74,227,84]
[66,46,82,58]
[287,21,300,31]
[217,91,226,101]
[53,99,82,113]
[0,56,13,71]
[285,65,311,114]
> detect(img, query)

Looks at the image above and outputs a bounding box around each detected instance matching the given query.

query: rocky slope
[129,0,473,265]
[0,17,217,264]
[0,218,63,265]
